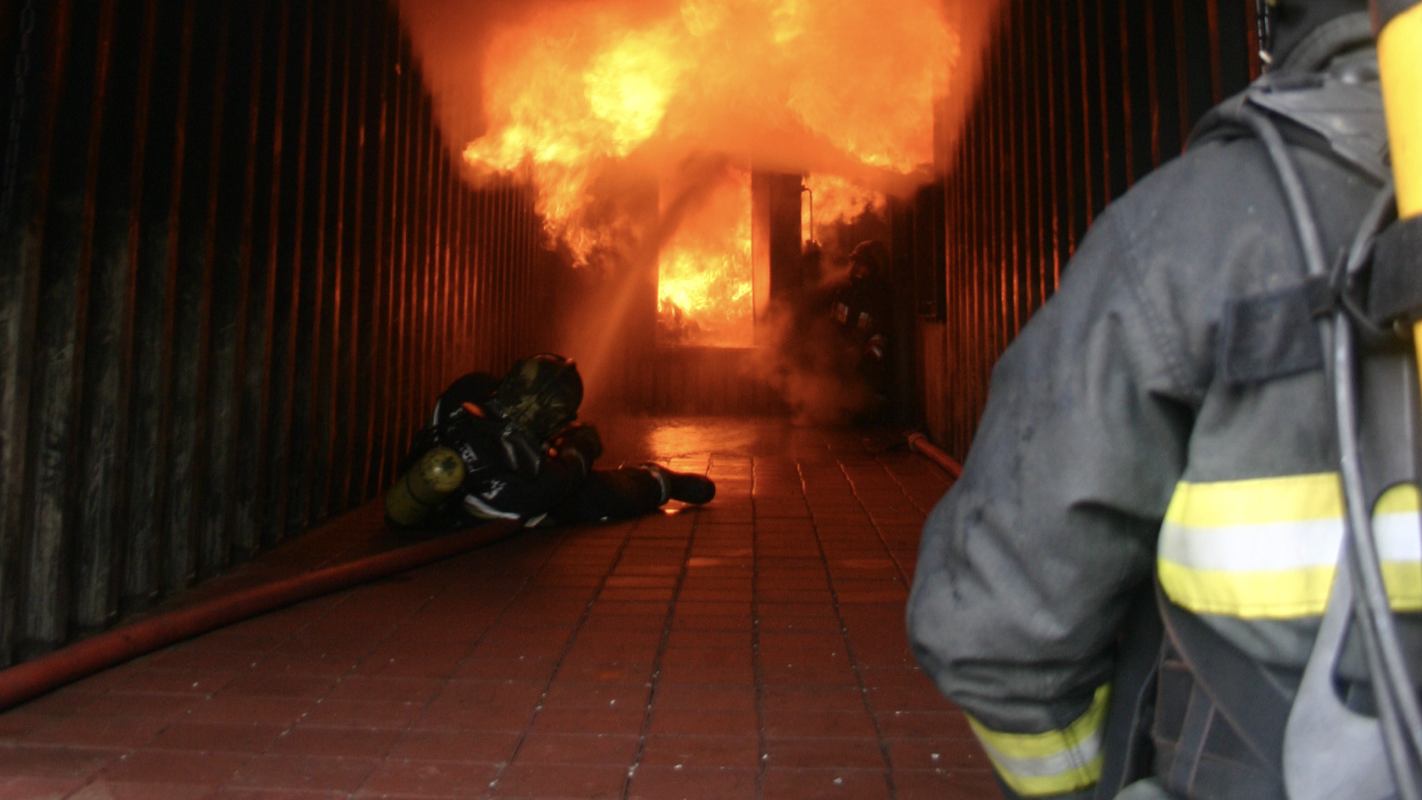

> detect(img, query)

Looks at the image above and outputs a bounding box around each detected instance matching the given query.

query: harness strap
[1153,584,1293,783]
[1095,587,1165,799]
[1217,277,1332,386]
[1370,216,1422,326]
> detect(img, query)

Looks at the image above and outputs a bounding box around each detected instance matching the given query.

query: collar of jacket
[1273,11,1377,73]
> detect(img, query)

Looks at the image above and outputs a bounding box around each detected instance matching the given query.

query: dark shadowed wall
[0,0,1268,667]
[0,0,559,666]
[913,0,1262,457]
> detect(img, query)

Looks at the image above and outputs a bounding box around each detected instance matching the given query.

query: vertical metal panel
[186,1,237,580]
[22,0,95,653]
[265,0,313,548]
[201,0,263,576]
[235,0,288,559]
[376,26,412,497]
[0,0,64,666]
[921,0,1259,460]
[311,7,351,525]
[338,1,375,512]
[163,0,227,592]
[0,0,567,666]
[356,1,393,503]
[409,79,433,448]
[288,2,335,534]
[124,0,192,607]
[73,0,155,633]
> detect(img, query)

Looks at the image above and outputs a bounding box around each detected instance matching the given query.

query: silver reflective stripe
[1160,511,1422,572]
[462,493,520,521]
[1159,479,1422,617]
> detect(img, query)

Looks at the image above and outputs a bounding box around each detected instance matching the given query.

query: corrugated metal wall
[918,0,1261,457]
[0,0,556,666]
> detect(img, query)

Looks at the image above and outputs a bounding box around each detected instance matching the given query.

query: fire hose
[0,520,517,712]
[906,431,964,479]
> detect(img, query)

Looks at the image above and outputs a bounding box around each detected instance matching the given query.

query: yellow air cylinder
[1377,0,1422,393]
[385,446,467,528]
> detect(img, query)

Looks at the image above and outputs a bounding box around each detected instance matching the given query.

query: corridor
[0,419,990,799]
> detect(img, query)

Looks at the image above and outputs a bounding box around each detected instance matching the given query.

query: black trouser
[552,466,664,523]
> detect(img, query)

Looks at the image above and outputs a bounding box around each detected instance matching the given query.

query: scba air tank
[385,447,466,528]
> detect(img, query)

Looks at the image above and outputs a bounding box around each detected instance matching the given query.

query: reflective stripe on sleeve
[1160,477,1422,618]
[462,493,521,521]
[966,684,1110,797]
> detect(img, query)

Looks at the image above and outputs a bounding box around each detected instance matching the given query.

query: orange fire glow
[657,169,754,347]
[457,0,958,344]
[802,174,886,245]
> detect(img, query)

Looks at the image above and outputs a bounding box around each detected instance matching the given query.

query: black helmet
[848,240,889,282]
[1255,0,1370,67]
[492,354,583,442]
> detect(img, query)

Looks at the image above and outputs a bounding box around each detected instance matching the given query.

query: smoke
[747,263,876,426]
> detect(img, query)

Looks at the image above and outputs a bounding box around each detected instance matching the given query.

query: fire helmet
[1255,0,1371,66]
[848,240,889,283]
[492,353,584,442]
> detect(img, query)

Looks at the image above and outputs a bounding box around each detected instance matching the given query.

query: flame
[454,0,959,345]
[657,169,754,348]
[803,174,886,244]
[462,0,955,244]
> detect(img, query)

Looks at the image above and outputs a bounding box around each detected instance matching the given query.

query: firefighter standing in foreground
[386,353,715,531]
[906,1,1422,798]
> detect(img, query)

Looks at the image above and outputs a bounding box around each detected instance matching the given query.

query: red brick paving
[0,419,994,798]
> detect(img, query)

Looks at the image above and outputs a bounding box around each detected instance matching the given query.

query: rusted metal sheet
[918,0,1259,459]
[0,0,555,666]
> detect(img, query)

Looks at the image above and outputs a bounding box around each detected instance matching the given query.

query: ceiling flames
[457,0,958,346]
[803,175,886,246]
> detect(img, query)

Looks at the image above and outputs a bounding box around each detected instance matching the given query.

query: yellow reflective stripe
[1160,560,1422,618]
[1161,480,1422,618]
[966,685,1110,797]
[1378,484,1422,515]
[1163,473,1343,527]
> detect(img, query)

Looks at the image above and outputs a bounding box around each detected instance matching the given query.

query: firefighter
[905,1,1421,798]
[828,239,892,415]
[386,353,715,531]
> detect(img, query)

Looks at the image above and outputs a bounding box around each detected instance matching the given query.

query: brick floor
[0,418,995,798]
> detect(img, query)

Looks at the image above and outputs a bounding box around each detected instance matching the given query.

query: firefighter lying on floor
[385,353,715,530]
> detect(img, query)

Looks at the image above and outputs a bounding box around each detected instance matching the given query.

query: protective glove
[550,423,602,473]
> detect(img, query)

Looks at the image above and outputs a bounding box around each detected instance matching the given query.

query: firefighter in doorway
[907,1,1421,798]
[386,353,715,531]
[828,239,893,418]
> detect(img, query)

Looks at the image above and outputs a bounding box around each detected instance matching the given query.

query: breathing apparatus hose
[1377,0,1422,392]
[1240,91,1421,797]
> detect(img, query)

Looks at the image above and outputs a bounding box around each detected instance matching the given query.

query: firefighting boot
[643,464,716,505]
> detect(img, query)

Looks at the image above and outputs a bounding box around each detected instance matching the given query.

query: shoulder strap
[1095,584,1165,799]
[1189,52,1389,185]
